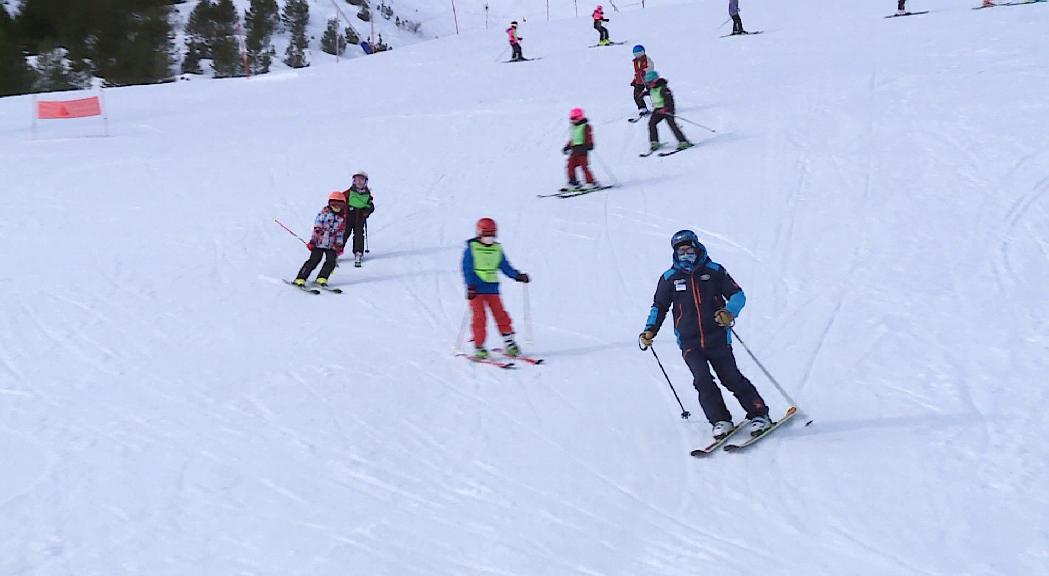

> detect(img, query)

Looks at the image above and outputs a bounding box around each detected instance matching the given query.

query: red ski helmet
[328,191,346,203]
[476,217,497,237]
[569,107,585,121]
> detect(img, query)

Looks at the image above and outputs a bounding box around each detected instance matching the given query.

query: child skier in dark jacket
[645,70,692,152]
[562,107,600,190]
[342,170,374,267]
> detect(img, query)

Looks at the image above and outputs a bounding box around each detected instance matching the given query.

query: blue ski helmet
[644,69,659,83]
[671,230,707,272]
[632,44,645,55]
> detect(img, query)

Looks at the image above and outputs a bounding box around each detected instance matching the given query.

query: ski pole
[522,282,534,345]
[454,305,470,354]
[364,219,370,253]
[669,114,717,134]
[640,338,691,420]
[274,218,309,247]
[734,325,805,411]
[591,151,621,187]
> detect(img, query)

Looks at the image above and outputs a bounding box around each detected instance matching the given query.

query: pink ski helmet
[569,107,585,121]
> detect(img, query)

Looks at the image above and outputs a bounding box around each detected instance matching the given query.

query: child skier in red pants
[462,218,530,359]
[562,107,601,191]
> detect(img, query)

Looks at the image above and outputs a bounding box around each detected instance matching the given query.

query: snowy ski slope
[1,0,1048,574]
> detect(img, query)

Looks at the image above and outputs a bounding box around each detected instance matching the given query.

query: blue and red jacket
[644,248,746,350]
[462,238,523,295]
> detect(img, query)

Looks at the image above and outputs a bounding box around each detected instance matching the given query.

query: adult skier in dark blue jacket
[639,230,771,438]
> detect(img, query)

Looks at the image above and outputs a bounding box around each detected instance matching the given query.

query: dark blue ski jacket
[644,251,746,351]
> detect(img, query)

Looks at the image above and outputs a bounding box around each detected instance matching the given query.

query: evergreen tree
[282,0,309,69]
[210,0,242,78]
[33,40,90,92]
[182,0,215,74]
[0,16,36,96]
[244,0,278,74]
[320,17,345,56]
[83,0,173,86]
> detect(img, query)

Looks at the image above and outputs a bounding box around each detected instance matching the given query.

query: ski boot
[638,108,651,117]
[474,347,490,360]
[567,180,584,191]
[354,252,363,268]
[585,181,602,190]
[676,141,694,151]
[599,38,610,46]
[502,333,521,357]
[650,141,664,152]
[896,8,906,15]
[293,278,306,287]
[748,415,772,437]
[712,420,735,440]
[315,277,328,286]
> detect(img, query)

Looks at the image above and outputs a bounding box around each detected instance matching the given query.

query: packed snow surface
[1,0,1047,574]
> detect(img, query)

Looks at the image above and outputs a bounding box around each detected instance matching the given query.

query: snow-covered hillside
[2,0,1048,574]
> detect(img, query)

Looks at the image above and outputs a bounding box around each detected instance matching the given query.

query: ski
[884,10,930,17]
[658,145,696,157]
[720,30,764,38]
[627,115,648,124]
[974,0,1046,6]
[589,41,626,48]
[456,353,516,369]
[690,423,745,457]
[723,406,799,452]
[537,185,614,199]
[316,284,343,294]
[492,347,544,365]
[640,146,665,158]
[504,57,543,63]
[283,279,321,294]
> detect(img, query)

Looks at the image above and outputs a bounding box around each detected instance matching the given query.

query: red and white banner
[36,96,103,119]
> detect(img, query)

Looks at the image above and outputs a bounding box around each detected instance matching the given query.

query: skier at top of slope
[639,230,772,438]
[507,21,525,61]
[592,5,611,46]
[729,0,749,35]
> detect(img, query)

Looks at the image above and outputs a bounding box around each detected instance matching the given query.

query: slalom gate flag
[37,96,103,119]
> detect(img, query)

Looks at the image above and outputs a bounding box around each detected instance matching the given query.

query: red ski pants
[470,294,514,346]
[567,154,595,185]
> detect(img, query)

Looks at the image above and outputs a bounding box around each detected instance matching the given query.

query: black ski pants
[898,0,906,11]
[682,345,769,424]
[648,111,688,144]
[594,20,609,41]
[347,208,372,254]
[731,14,744,34]
[632,83,648,110]
[511,43,523,60]
[297,248,339,282]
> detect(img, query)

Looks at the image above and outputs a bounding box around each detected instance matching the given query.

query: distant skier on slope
[630,45,654,117]
[592,5,611,46]
[462,218,530,359]
[639,230,772,438]
[293,192,348,288]
[562,107,601,190]
[342,170,374,268]
[729,0,749,35]
[507,21,525,61]
[644,70,693,153]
